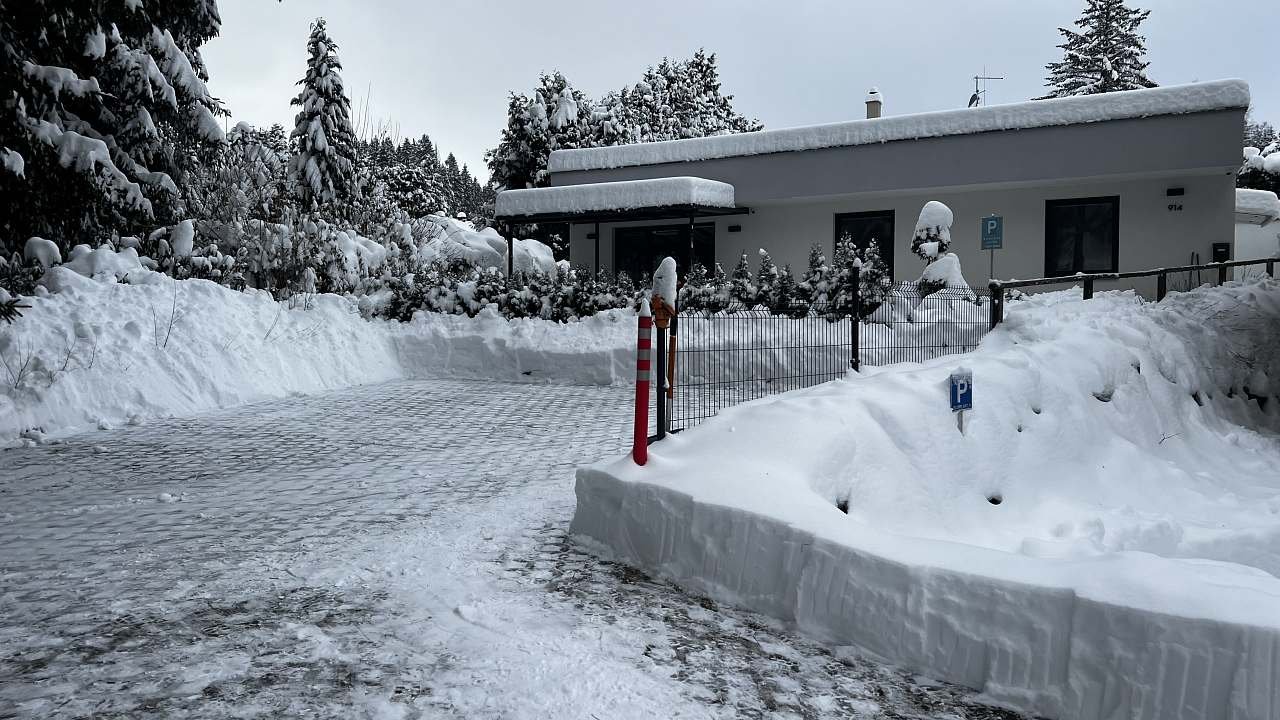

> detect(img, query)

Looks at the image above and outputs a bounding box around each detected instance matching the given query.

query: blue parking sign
[950,371,972,412]
[981,216,1003,250]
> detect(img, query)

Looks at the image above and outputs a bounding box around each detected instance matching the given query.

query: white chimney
[865,87,883,119]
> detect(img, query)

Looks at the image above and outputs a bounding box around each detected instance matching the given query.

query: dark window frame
[612,222,715,279]
[833,210,896,277]
[1043,196,1120,277]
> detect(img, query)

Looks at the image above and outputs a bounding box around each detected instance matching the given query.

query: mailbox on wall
[1211,242,1231,263]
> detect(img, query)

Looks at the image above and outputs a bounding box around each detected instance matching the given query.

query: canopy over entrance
[493,176,749,278]
[493,176,749,224]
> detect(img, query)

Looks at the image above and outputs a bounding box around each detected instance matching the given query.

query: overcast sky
[203,0,1277,177]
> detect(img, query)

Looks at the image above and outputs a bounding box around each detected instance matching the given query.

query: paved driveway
[0,379,1025,719]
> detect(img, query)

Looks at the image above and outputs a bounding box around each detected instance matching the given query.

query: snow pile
[0,267,402,443]
[410,215,556,277]
[395,307,635,386]
[1243,145,1280,175]
[495,177,735,218]
[574,280,1280,720]
[1236,188,1280,225]
[550,79,1249,172]
[1,263,636,441]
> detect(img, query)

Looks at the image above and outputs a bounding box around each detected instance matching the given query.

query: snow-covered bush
[1239,145,1280,194]
[910,201,954,262]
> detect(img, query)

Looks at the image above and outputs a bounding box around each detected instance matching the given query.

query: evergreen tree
[0,0,226,253]
[1244,117,1278,153]
[706,262,730,313]
[799,244,833,306]
[678,261,710,312]
[729,251,756,308]
[773,264,805,317]
[856,240,893,313]
[755,248,780,309]
[1041,0,1157,98]
[1239,146,1280,194]
[289,18,359,210]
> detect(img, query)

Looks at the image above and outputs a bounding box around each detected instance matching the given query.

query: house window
[1044,196,1119,276]
[613,223,714,281]
[834,210,895,277]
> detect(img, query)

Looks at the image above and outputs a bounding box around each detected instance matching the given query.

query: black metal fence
[669,282,989,431]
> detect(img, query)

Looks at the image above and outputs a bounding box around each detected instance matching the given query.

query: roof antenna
[969,68,1005,107]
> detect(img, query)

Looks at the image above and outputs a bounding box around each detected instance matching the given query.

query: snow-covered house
[495,80,1250,291]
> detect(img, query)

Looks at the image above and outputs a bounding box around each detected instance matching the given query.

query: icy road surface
[0,379,1027,719]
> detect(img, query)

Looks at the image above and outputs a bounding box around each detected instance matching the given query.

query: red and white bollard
[632,298,653,465]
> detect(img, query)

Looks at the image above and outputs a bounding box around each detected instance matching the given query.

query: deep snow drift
[0,257,634,442]
[573,281,1280,720]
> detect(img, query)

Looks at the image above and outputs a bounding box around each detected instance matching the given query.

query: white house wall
[570,172,1235,296]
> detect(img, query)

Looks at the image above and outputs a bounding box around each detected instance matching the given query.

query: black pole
[1157,272,1167,301]
[688,214,696,271]
[988,281,1004,329]
[851,264,861,371]
[1083,278,1094,300]
[593,221,600,280]
[655,325,667,441]
[505,222,514,283]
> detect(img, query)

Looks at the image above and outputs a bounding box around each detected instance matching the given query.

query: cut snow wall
[572,469,1280,720]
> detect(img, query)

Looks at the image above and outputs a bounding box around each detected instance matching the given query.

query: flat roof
[548,79,1250,174]
[494,176,745,223]
[1236,188,1280,226]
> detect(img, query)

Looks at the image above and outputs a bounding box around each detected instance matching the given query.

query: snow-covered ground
[0,262,634,442]
[0,378,1026,719]
[574,280,1280,720]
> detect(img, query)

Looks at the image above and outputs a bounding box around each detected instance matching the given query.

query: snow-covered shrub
[755,249,780,310]
[799,244,834,306]
[1239,145,1280,194]
[728,252,757,308]
[911,201,954,262]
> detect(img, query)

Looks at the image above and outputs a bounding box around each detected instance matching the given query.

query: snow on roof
[549,79,1250,173]
[494,176,735,218]
[1235,188,1280,225]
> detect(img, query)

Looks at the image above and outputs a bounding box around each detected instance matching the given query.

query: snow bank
[495,177,735,218]
[395,307,635,386]
[574,281,1280,720]
[0,254,634,442]
[550,79,1250,172]
[1236,188,1280,225]
[412,215,557,277]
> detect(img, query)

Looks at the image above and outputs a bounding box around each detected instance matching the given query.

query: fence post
[1083,278,1094,300]
[850,262,861,371]
[988,281,1004,329]
[632,299,653,465]
[1218,264,1228,285]
[652,296,674,440]
[1157,272,1167,301]
[1268,260,1276,278]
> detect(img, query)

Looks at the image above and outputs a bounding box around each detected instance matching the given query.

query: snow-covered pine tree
[1244,117,1277,153]
[1041,0,1157,98]
[773,264,806,317]
[289,18,359,210]
[705,263,731,313]
[729,252,757,308]
[755,248,780,309]
[856,240,893,312]
[677,261,709,313]
[829,234,858,318]
[1239,146,1280,194]
[799,244,833,307]
[486,72,595,189]
[0,0,226,254]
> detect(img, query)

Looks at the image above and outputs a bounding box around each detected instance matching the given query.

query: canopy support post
[594,221,601,280]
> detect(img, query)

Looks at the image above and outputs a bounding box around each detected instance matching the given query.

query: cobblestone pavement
[0,379,1029,719]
